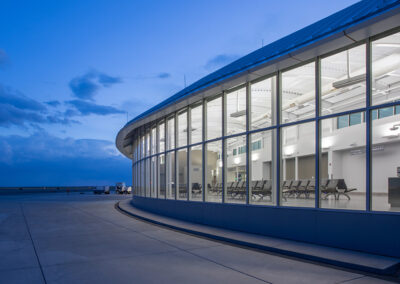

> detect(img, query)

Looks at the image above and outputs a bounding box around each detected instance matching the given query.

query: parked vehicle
[104,186,110,194]
[126,186,132,194]
[116,182,126,194]
[93,186,105,194]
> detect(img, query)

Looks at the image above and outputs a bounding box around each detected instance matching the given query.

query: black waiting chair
[306,179,315,198]
[336,179,357,200]
[192,183,202,196]
[321,179,339,199]
[282,180,293,198]
[261,180,272,201]
[289,180,301,197]
[297,180,310,198]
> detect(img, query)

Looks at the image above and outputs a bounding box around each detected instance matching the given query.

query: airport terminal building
[117,0,400,258]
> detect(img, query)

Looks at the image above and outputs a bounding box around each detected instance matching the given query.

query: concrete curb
[116,200,400,277]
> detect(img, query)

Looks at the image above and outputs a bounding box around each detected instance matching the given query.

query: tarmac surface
[0,193,397,284]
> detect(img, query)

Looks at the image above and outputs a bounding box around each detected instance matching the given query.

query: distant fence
[0,186,117,195]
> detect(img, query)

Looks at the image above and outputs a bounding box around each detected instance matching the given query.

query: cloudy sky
[0,0,358,186]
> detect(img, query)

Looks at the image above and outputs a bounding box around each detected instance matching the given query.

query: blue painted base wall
[132,196,400,258]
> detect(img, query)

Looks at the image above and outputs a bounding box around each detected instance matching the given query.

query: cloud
[0,104,47,127]
[0,103,79,128]
[157,72,171,79]
[204,54,241,70]
[0,132,131,186]
[0,49,9,67]
[0,85,46,111]
[69,70,122,100]
[45,100,61,107]
[98,73,122,87]
[0,84,78,128]
[66,99,125,116]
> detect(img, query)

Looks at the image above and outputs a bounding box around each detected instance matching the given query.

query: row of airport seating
[177,178,356,200]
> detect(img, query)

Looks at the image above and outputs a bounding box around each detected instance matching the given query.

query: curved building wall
[120,16,400,257]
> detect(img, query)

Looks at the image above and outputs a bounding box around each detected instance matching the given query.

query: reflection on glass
[167,117,175,150]
[140,160,145,197]
[191,104,203,144]
[226,87,246,135]
[372,106,400,212]
[159,122,165,153]
[320,114,365,210]
[151,156,157,197]
[206,96,222,140]
[133,165,137,195]
[281,122,315,207]
[151,127,156,155]
[250,130,276,205]
[225,135,247,204]
[282,62,315,123]
[166,152,175,199]
[145,158,150,197]
[178,111,187,147]
[251,77,276,129]
[189,145,202,201]
[158,154,165,198]
[177,149,188,200]
[141,134,145,159]
[321,45,366,116]
[372,32,400,106]
[205,140,222,202]
[145,130,150,157]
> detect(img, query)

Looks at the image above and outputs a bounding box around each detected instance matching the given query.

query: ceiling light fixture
[332,74,366,89]
[230,110,246,118]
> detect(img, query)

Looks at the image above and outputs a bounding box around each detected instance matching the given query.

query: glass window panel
[250,130,276,205]
[372,32,400,106]
[225,135,247,204]
[151,156,157,197]
[190,104,203,144]
[141,134,145,159]
[282,62,315,123]
[151,127,157,155]
[133,164,137,195]
[205,140,222,203]
[189,145,203,201]
[379,107,393,119]
[349,112,362,126]
[158,122,165,153]
[178,111,187,147]
[337,115,349,129]
[226,87,247,135]
[167,117,175,150]
[320,114,366,210]
[396,105,400,115]
[145,158,150,196]
[158,154,165,198]
[206,96,222,140]
[136,163,140,196]
[145,130,150,157]
[372,106,400,212]
[177,148,188,200]
[166,152,175,199]
[251,77,276,129]
[140,160,145,196]
[372,109,378,120]
[321,45,366,116]
[281,122,315,207]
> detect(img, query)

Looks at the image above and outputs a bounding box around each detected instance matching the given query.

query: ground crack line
[19,203,48,284]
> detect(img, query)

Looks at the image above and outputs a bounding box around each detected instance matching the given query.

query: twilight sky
[0,0,358,186]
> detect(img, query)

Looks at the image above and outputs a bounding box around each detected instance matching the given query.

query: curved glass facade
[132,30,400,213]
